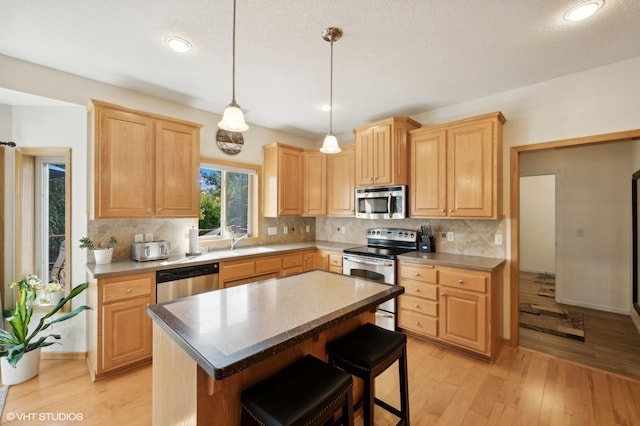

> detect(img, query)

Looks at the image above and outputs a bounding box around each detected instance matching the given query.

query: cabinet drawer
[222,261,255,281]
[102,275,152,304]
[399,295,438,316]
[399,310,438,337]
[282,266,304,277]
[399,262,437,283]
[255,256,282,274]
[329,254,343,268]
[439,269,487,293]
[400,280,438,301]
[282,254,303,268]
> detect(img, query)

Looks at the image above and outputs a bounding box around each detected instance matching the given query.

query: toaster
[131,240,171,262]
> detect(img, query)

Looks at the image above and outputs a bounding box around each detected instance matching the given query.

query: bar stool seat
[241,354,354,426]
[327,323,409,426]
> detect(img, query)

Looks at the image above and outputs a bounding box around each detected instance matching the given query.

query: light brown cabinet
[354,117,420,187]
[316,250,343,274]
[220,255,283,288]
[409,112,505,219]
[263,143,304,217]
[87,272,155,380]
[327,145,355,216]
[302,151,327,216]
[398,261,503,359]
[89,100,201,219]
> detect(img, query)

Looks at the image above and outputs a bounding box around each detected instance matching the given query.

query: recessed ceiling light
[320,104,331,112]
[166,36,192,53]
[564,0,604,22]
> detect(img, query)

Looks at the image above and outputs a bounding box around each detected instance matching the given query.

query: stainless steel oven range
[343,228,418,330]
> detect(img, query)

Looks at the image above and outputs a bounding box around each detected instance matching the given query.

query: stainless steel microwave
[355,185,407,219]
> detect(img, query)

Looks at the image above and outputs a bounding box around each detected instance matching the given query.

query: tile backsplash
[88,215,505,263]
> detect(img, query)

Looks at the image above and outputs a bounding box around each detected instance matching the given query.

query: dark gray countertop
[146,270,403,380]
[397,251,505,271]
[86,240,356,279]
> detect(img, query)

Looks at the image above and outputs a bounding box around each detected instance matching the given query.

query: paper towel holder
[186,226,202,257]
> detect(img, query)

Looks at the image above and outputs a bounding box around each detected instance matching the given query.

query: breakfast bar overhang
[146,270,404,425]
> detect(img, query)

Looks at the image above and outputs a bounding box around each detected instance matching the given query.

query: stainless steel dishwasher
[156,262,220,303]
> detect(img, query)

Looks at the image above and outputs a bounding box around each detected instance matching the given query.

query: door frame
[510,128,640,345]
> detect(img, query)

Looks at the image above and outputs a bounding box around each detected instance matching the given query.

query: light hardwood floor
[519,272,640,380]
[3,336,640,425]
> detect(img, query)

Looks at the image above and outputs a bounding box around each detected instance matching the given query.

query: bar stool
[327,323,409,426]
[240,354,354,426]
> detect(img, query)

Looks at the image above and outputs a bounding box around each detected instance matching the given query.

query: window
[198,159,260,240]
[35,157,66,285]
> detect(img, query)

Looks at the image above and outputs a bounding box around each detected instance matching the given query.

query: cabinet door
[303,251,316,271]
[302,151,326,216]
[96,108,155,218]
[410,129,447,217]
[327,145,355,216]
[372,124,392,185]
[439,287,487,353]
[446,121,493,217]
[102,297,152,372]
[355,128,374,186]
[155,120,200,217]
[278,146,304,216]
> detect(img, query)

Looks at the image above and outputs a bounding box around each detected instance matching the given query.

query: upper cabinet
[89,100,201,219]
[302,150,327,216]
[354,117,421,187]
[263,143,304,217]
[409,112,506,219]
[327,145,355,216]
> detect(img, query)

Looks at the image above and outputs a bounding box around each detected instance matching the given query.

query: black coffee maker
[419,225,435,253]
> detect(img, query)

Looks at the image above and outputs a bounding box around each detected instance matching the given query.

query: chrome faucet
[230,234,249,250]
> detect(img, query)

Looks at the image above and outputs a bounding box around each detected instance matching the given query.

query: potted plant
[0,277,90,385]
[79,235,117,264]
[45,282,65,305]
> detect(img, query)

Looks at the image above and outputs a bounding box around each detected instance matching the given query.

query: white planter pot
[94,248,113,264]
[1,347,41,385]
[48,290,65,306]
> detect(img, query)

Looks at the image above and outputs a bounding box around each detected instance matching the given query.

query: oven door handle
[344,255,394,267]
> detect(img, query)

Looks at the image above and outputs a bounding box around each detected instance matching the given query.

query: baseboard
[40,352,86,360]
[631,309,640,334]
[557,298,628,315]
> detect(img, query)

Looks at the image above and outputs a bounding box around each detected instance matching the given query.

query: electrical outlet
[134,233,143,242]
[283,226,288,234]
[446,231,454,242]
[145,233,153,242]
[306,225,310,233]
[341,226,346,234]
[268,227,277,236]
[494,234,503,245]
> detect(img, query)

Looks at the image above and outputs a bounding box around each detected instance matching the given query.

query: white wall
[519,175,555,274]
[520,142,633,314]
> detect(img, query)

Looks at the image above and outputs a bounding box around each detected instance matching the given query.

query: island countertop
[147,270,403,380]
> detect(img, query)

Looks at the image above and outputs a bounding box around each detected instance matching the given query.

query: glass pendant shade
[320,134,341,154]
[218,104,249,132]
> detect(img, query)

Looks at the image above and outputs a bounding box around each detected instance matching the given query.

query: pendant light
[320,27,343,154]
[218,0,249,132]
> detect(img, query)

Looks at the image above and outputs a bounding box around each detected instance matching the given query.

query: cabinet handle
[414,288,420,292]
[449,209,454,212]
[440,292,445,296]
[415,304,420,308]
[146,208,152,213]
[458,279,464,284]
[440,209,446,213]
[157,207,163,213]
[414,272,420,276]
[126,288,132,293]
[415,321,420,326]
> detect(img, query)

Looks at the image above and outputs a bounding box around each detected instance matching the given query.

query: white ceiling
[2,0,640,139]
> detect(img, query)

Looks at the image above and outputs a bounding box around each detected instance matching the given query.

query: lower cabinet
[398,261,503,359]
[316,250,343,273]
[220,255,283,287]
[87,272,155,380]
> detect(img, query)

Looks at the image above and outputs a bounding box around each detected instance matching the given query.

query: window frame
[198,156,262,245]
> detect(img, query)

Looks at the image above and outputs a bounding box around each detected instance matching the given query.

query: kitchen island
[147,270,403,425]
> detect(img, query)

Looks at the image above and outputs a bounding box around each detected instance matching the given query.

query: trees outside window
[199,163,257,238]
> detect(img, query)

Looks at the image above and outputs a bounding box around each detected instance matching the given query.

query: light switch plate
[306,225,310,233]
[446,232,454,242]
[494,234,503,245]
[134,233,143,242]
[268,227,277,236]
[283,226,288,234]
